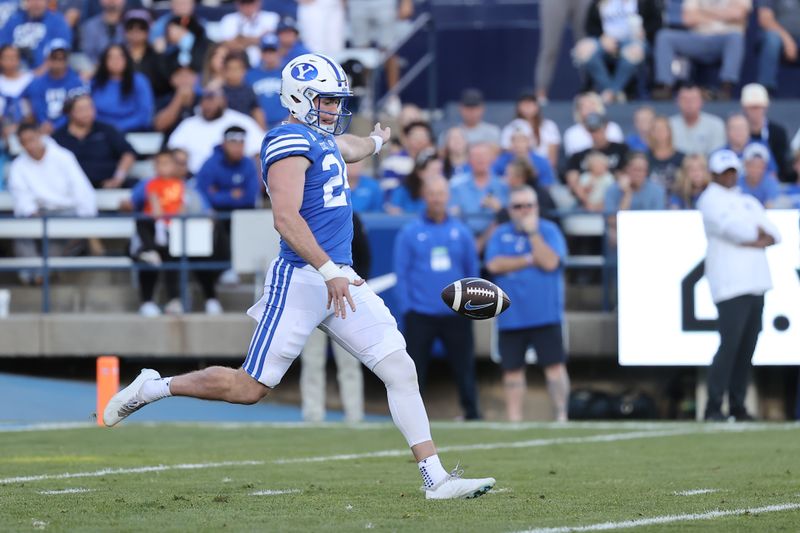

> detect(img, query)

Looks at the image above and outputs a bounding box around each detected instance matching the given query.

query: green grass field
[1,422,799,532]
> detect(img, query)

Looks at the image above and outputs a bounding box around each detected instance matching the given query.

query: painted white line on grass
[0,422,94,433]
[0,460,263,485]
[249,489,301,496]
[514,502,800,533]
[38,488,94,495]
[674,489,719,496]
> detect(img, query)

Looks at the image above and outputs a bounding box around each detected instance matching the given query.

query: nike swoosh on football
[464,300,493,311]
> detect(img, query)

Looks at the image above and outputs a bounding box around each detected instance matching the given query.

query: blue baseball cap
[260,34,279,51]
[44,38,70,56]
[277,17,299,33]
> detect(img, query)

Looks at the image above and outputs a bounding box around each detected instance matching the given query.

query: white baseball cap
[708,149,742,174]
[740,83,769,107]
[742,142,770,163]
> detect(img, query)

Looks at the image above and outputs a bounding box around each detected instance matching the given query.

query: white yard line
[674,489,720,496]
[0,460,263,485]
[249,489,301,496]
[0,422,95,433]
[38,488,94,495]
[514,502,800,533]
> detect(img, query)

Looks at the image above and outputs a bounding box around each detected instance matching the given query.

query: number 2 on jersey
[321,153,350,208]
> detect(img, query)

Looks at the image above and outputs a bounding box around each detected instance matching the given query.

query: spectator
[669,84,726,156]
[738,143,780,208]
[393,175,482,421]
[21,39,86,135]
[697,149,780,421]
[153,66,199,136]
[0,46,32,125]
[161,14,210,76]
[9,123,97,283]
[0,1,16,31]
[577,151,615,212]
[495,119,557,188]
[485,185,570,422]
[80,0,125,64]
[757,0,800,95]
[563,92,624,157]
[218,0,279,67]
[123,10,171,100]
[740,83,790,181]
[276,16,310,66]
[653,0,750,100]
[380,120,434,191]
[775,150,800,207]
[535,0,593,103]
[605,152,666,245]
[0,0,71,71]
[454,89,501,146]
[573,0,661,104]
[647,116,684,192]
[670,153,710,209]
[510,92,561,169]
[450,142,509,233]
[151,0,201,52]
[347,159,384,213]
[246,34,286,129]
[297,0,345,56]
[91,44,154,132]
[52,94,137,189]
[724,113,779,176]
[441,126,470,180]
[194,126,259,314]
[221,51,265,129]
[201,42,230,88]
[167,85,265,174]
[348,0,413,112]
[387,149,441,215]
[300,212,369,423]
[565,112,629,200]
[626,105,655,152]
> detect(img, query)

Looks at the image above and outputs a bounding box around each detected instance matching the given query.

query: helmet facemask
[301,87,352,136]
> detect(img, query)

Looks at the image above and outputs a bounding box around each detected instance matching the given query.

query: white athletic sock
[140,377,173,403]
[418,454,448,489]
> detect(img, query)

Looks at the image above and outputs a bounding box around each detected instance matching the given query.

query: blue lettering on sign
[291,63,318,81]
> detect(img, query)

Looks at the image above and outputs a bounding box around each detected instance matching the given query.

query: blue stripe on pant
[244,259,288,375]
[253,263,294,379]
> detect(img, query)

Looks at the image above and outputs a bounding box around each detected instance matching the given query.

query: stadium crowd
[1,1,800,302]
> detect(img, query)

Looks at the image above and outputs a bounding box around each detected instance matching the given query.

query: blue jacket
[0,10,71,68]
[91,73,154,132]
[393,214,479,316]
[22,69,86,128]
[195,145,259,210]
[350,175,383,213]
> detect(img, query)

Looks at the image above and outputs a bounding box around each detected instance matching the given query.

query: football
[441,277,511,320]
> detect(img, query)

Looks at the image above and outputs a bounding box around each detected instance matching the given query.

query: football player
[103,53,495,500]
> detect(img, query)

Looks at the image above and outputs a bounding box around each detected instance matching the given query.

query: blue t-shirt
[393,215,479,316]
[0,10,71,69]
[261,123,353,267]
[625,133,648,152]
[484,220,567,330]
[449,171,509,232]
[21,69,87,128]
[350,175,383,213]
[388,184,425,214]
[738,174,781,206]
[491,150,556,187]
[91,73,154,132]
[604,179,666,212]
[246,66,286,128]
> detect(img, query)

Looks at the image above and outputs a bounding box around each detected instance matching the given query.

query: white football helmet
[280,53,353,135]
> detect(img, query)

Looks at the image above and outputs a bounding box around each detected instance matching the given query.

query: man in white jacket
[8,123,97,280]
[697,149,780,422]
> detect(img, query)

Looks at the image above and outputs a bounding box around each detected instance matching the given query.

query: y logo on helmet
[291,63,318,81]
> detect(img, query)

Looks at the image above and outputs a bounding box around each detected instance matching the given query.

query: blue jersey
[485,220,567,330]
[246,67,287,129]
[261,123,353,267]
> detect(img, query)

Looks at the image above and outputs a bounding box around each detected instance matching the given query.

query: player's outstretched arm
[336,123,391,163]
[268,156,363,318]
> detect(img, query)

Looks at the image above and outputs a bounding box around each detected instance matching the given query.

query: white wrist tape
[317,260,342,281]
[370,135,383,155]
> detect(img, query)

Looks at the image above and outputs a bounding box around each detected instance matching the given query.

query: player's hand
[326,276,364,319]
[371,122,391,145]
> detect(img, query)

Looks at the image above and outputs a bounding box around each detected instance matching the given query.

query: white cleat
[424,473,496,500]
[102,369,160,427]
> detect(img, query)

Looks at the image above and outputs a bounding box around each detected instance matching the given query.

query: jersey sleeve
[262,128,314,174]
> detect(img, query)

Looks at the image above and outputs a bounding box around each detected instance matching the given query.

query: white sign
[617,210,800,366]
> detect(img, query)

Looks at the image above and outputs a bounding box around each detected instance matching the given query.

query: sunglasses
[510,202,537,210]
